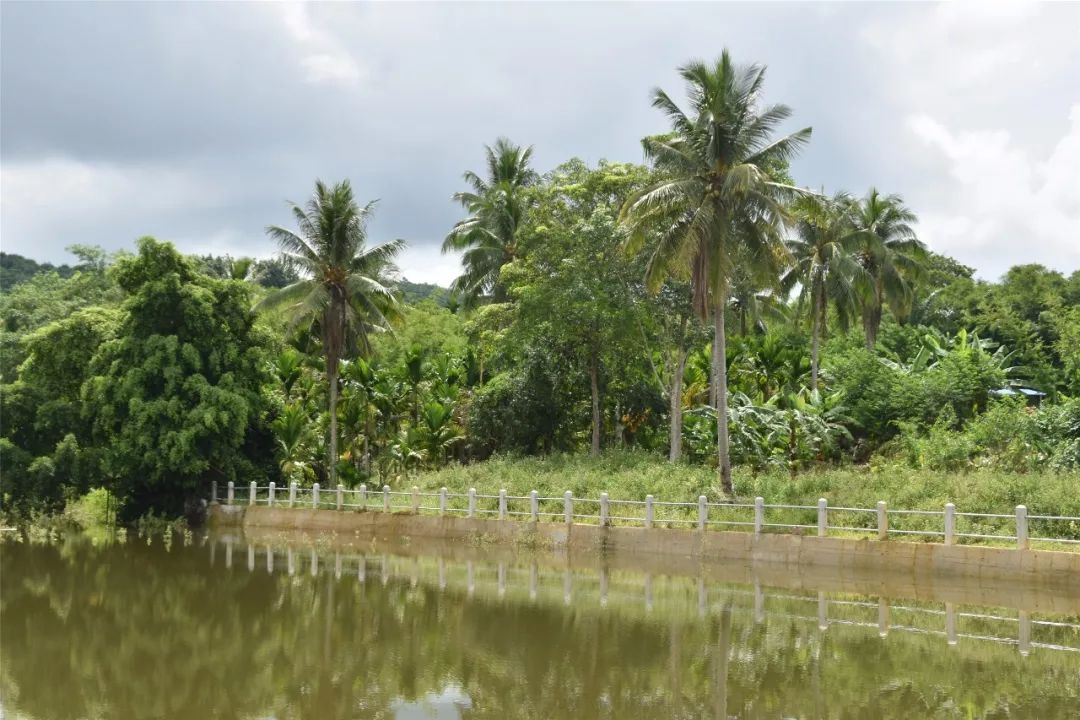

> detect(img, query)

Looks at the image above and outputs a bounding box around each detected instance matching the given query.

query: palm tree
[850,189,927,349]
[260,179,403,485]
[443,138,537,307]
[780,194,866,391]
[621,52,810,494]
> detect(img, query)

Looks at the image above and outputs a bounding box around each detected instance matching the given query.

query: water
[2,530,1079,719]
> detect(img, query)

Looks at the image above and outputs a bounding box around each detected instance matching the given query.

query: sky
[2,1,1078,285]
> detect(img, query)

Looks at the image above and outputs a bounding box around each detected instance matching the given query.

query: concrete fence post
[312,483,320,509]
[530,490,539,522]
[227,481,235,505]
[249,481,256,506]
[210,480,218,505]
[359,483,367,508]
[468,488,476,518]
[383,485,390,512]
[288,482,296,508]
[697,496,708,532]
[599,492,609,527]
[754,497,764,535]
[645,495,654,529]
[499,489,507,520]
[411,486,420,514]
[268,482,276,507]
[944,503,956,545]
[1016,505,1029,550]
[877,501,887,540]
[439,487,448,515]
[564,491,573,524]
[336,484,344,511]
[817,498,828,537]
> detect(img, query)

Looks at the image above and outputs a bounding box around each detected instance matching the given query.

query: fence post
[499,489,507,520]
[468,488,476,518]
[754,497,764,536]
[268,482,276,507]
[944,503,956,545]
[210,480,218,505]
[383,485,390,513]
[312,483,320,509]
[530,490,539,522]
[439,487,448,516]
[697,495,708,532]
[1016,505,1028,550]
[249,481,256,506]
[288,482,296,508]
[336,484,344,511]
[411,486,420,514]
[226,481,234,505]
[564,491,573,524]
[817,498,827,537]
[600,492,609,527]
[645,495,654,529]
[877,501,887,540]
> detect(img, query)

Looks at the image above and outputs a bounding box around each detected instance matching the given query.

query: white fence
[209,480,1080,549]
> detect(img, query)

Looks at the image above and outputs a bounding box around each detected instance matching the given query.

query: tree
[443,138,537,307]
[260,180,403,485]
[849,189,926,349]
[780,194,866,391]
[621,52,810,493]
[83,238,271,518]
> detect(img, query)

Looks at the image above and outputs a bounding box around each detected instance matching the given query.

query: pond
[2,530,1078,719]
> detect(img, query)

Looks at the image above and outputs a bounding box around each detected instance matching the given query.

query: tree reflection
[2,536,1078,719]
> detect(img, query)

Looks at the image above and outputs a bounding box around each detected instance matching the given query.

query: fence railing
[210,538,1080,656]
[209,480,1080,549]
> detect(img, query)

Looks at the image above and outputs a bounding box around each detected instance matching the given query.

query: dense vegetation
[1,51,1077,521]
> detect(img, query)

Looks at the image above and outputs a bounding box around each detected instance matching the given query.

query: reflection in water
[2,531,1079,719]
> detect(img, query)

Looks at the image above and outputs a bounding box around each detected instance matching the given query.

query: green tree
[443,138,537,307]
[260,180,404,485]
[621,52,810,493]
[83,238,271,518]
[781,194,866,391]
[850,189,927,349]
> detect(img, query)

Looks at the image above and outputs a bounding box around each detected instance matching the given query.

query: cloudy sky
[2,2,1078,284]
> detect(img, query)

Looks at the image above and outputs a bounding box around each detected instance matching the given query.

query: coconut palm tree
[442,138,537,307]
[850,189,927,349]
[260,179,403,485]
[780,194,867,391]
[621,51,810,494]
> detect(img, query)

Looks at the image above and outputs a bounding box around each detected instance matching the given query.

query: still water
[2,530,1079,719]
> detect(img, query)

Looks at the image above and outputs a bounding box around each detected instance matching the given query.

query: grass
[404,449,1080,544]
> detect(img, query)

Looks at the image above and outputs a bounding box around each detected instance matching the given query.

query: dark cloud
[2,2,1077,283]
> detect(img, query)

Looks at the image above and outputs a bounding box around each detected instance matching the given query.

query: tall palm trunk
[669,329,687,463]
[810,287,821,392]
[590,348,601,456]
[327,361,339,486]
[712,289,733,495]
[863,282,883,350]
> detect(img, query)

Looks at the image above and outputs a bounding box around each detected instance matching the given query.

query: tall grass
[409,450,1080,542]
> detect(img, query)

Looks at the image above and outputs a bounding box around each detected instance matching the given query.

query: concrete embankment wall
[210,505,1080,604]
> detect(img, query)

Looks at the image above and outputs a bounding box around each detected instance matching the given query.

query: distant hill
[398,278,449,306]
[0,252,75,291]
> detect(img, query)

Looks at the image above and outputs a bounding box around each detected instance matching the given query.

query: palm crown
[443,138,537,307]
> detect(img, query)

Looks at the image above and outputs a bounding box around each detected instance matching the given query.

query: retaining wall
[209,504,1080,601]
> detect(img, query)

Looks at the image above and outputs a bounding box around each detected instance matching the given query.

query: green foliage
[84,238,273,518]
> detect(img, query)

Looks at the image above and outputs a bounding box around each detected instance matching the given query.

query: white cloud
[274,3,362,86]
[906,106,1080,277]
